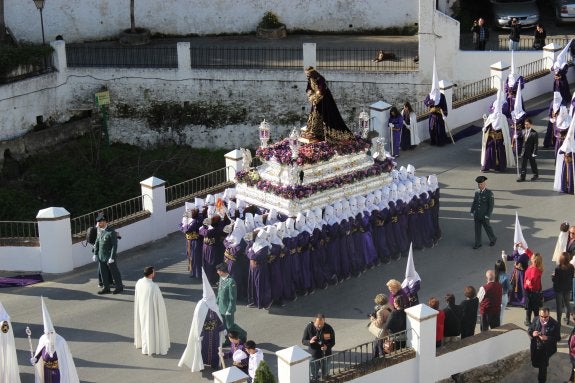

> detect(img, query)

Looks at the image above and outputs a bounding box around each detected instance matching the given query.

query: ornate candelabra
[289,127,300,160]
[258,119,271,148]
[358,109,370,138]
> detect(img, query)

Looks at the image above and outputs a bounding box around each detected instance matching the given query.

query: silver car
[554,0,575,24]
[490,0,540,29]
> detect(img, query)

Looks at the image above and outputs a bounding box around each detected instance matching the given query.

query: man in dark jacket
[528,307,561,383]
[470,176,496,249]
[508,18,521,51]
[443,293,462,343]
[470,18,489,50]
[302,313,335,380]
[518,118,539,182]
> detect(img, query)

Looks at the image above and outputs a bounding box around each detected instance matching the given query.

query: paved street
[2,89,575,382]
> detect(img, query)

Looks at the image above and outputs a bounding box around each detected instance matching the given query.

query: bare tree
[0,0,6,43]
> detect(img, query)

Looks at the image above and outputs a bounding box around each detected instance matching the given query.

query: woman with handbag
[552,252,574,325]
[524,252,544,326]
[369,294,391,358]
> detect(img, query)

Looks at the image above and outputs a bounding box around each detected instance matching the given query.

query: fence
[66,45,178,68]
[165,167,234,210]
[412,99,430,121]
[517,57,550,81]
[0,221,39,246]
[453,75,497,108]
[309,330,411,383]
[497,36,571,51]
[70,195,147,242]
[0,54,53,84]
[317,48,418,71]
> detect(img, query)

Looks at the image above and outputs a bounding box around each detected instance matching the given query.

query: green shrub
[0,44,54,77]
[254,360,276,383]
[258,11,283,29]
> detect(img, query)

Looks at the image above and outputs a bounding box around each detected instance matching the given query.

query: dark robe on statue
[201,310,224,368]
[224,238,248,302]
[424,93,449,146]
[247,244,272,309]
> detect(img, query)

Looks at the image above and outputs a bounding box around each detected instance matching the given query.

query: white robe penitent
[134,277,171,356]
[34,334,79,383]
[0,315,21,383]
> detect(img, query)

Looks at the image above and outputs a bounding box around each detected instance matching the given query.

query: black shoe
[97,289,111,295]
[489,240,496,246]
[473,244,482,249]
[112,287,124,294]
[516,178,525,182]
[530,175,539,181]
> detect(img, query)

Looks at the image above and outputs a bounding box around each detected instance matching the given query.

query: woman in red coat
[524,251,544,326]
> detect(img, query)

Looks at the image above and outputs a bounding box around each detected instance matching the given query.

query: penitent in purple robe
[310,228,329,289]
[350,216,368,272]
[224,238,248,302]
[506,250,530,307]
[325,223,345,280]
[390,201,410,258]
[544,105,559,149]
[382,206,399,260]
[553,66,571,104]
[199,224,225,285]
[505,76,525,118]
[281,236,297,301]
[296,231,314,292]
[509,115,525,157]
[407,197,424,250]
[420,193,435,249]
[340,219,360,277]
[424,93,449,146]
[201,309,224,368]
[39,348,60,383]
[555,128,569,158]
[247,244,272,309]
[370,209,391,264]
[560,152,575,194]
[388,114,404,157]
[429,189,442,244]
[182,217,204,279]
[482,126,508,172]
[356,212,378,268]
[268,243,284,303]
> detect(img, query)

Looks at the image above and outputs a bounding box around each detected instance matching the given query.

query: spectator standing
[528,307,561,383]
[532,23,546,50]
[443,293,462,343]
[567,225,575,259]
[525,252,544,326]
[428,297,444,347]
[302,313,335,380]
[478,269,503,331]
[470,18,489,50]
[460,286,479,339]
[245,340,264,383]
[495,259,510,324]
[386,279,409,309]
[382,296,408,350]
[553,252,574,324]
[369,294,392,358]
[508,18,521,51]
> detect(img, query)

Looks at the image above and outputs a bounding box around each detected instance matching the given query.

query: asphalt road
[2,90,575,382]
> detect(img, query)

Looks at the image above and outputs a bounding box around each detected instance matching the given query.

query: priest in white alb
[134,266,171,356]
[0,301,21,383]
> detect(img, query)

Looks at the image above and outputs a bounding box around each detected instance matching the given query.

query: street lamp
[33,0,46,45]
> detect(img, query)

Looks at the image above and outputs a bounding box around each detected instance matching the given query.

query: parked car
[554,0,575,24]
[490,0,540,29]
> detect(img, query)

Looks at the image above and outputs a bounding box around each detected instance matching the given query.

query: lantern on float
[288,127,300,160]
[358,109,370,138]
[258,119,271,148]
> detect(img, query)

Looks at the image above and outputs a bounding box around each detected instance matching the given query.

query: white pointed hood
[559,112,575,153]
[512,82,525,120]
[201,269,222,321]
[552,91,563,114]
[514,211,529,251]
[553,39,573,71]
[402,243,421,289]
[484,88,505,131]
[507,51,517,87]
[428,57,441,104]
[41,297,55,335]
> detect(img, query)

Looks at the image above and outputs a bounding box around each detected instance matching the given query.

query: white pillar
[36,207,74,273]
[225,149,244,182]
[369,100,391,145]
[418,0,436,87]
[303,43,316,70]
[543,43,561,70]
[405,303,439,383]
[212,366,249,383]
[50,40,67,74]
[140,176,168,240]
[490,61,510,90]
[276,345,311,383]
[177,41,192,75]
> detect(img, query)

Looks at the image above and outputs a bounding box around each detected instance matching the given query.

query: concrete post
[490,61,510,90]
[212,366,249,383]
[303,43,316,70]
[543,43,562,70]
[418,0,437,88]
[405,303,439,383]
[140,176,168,240]
[276,345,312,383]
[225,149,244,182]
[36,207,74,273]
[369,100,391,148]
[177,42,192,75]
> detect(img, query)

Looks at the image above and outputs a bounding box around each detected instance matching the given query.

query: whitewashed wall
[6,0,418,44]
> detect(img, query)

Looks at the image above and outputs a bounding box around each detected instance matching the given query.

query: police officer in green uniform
[470,176,497,249]
[216,263,237,330]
